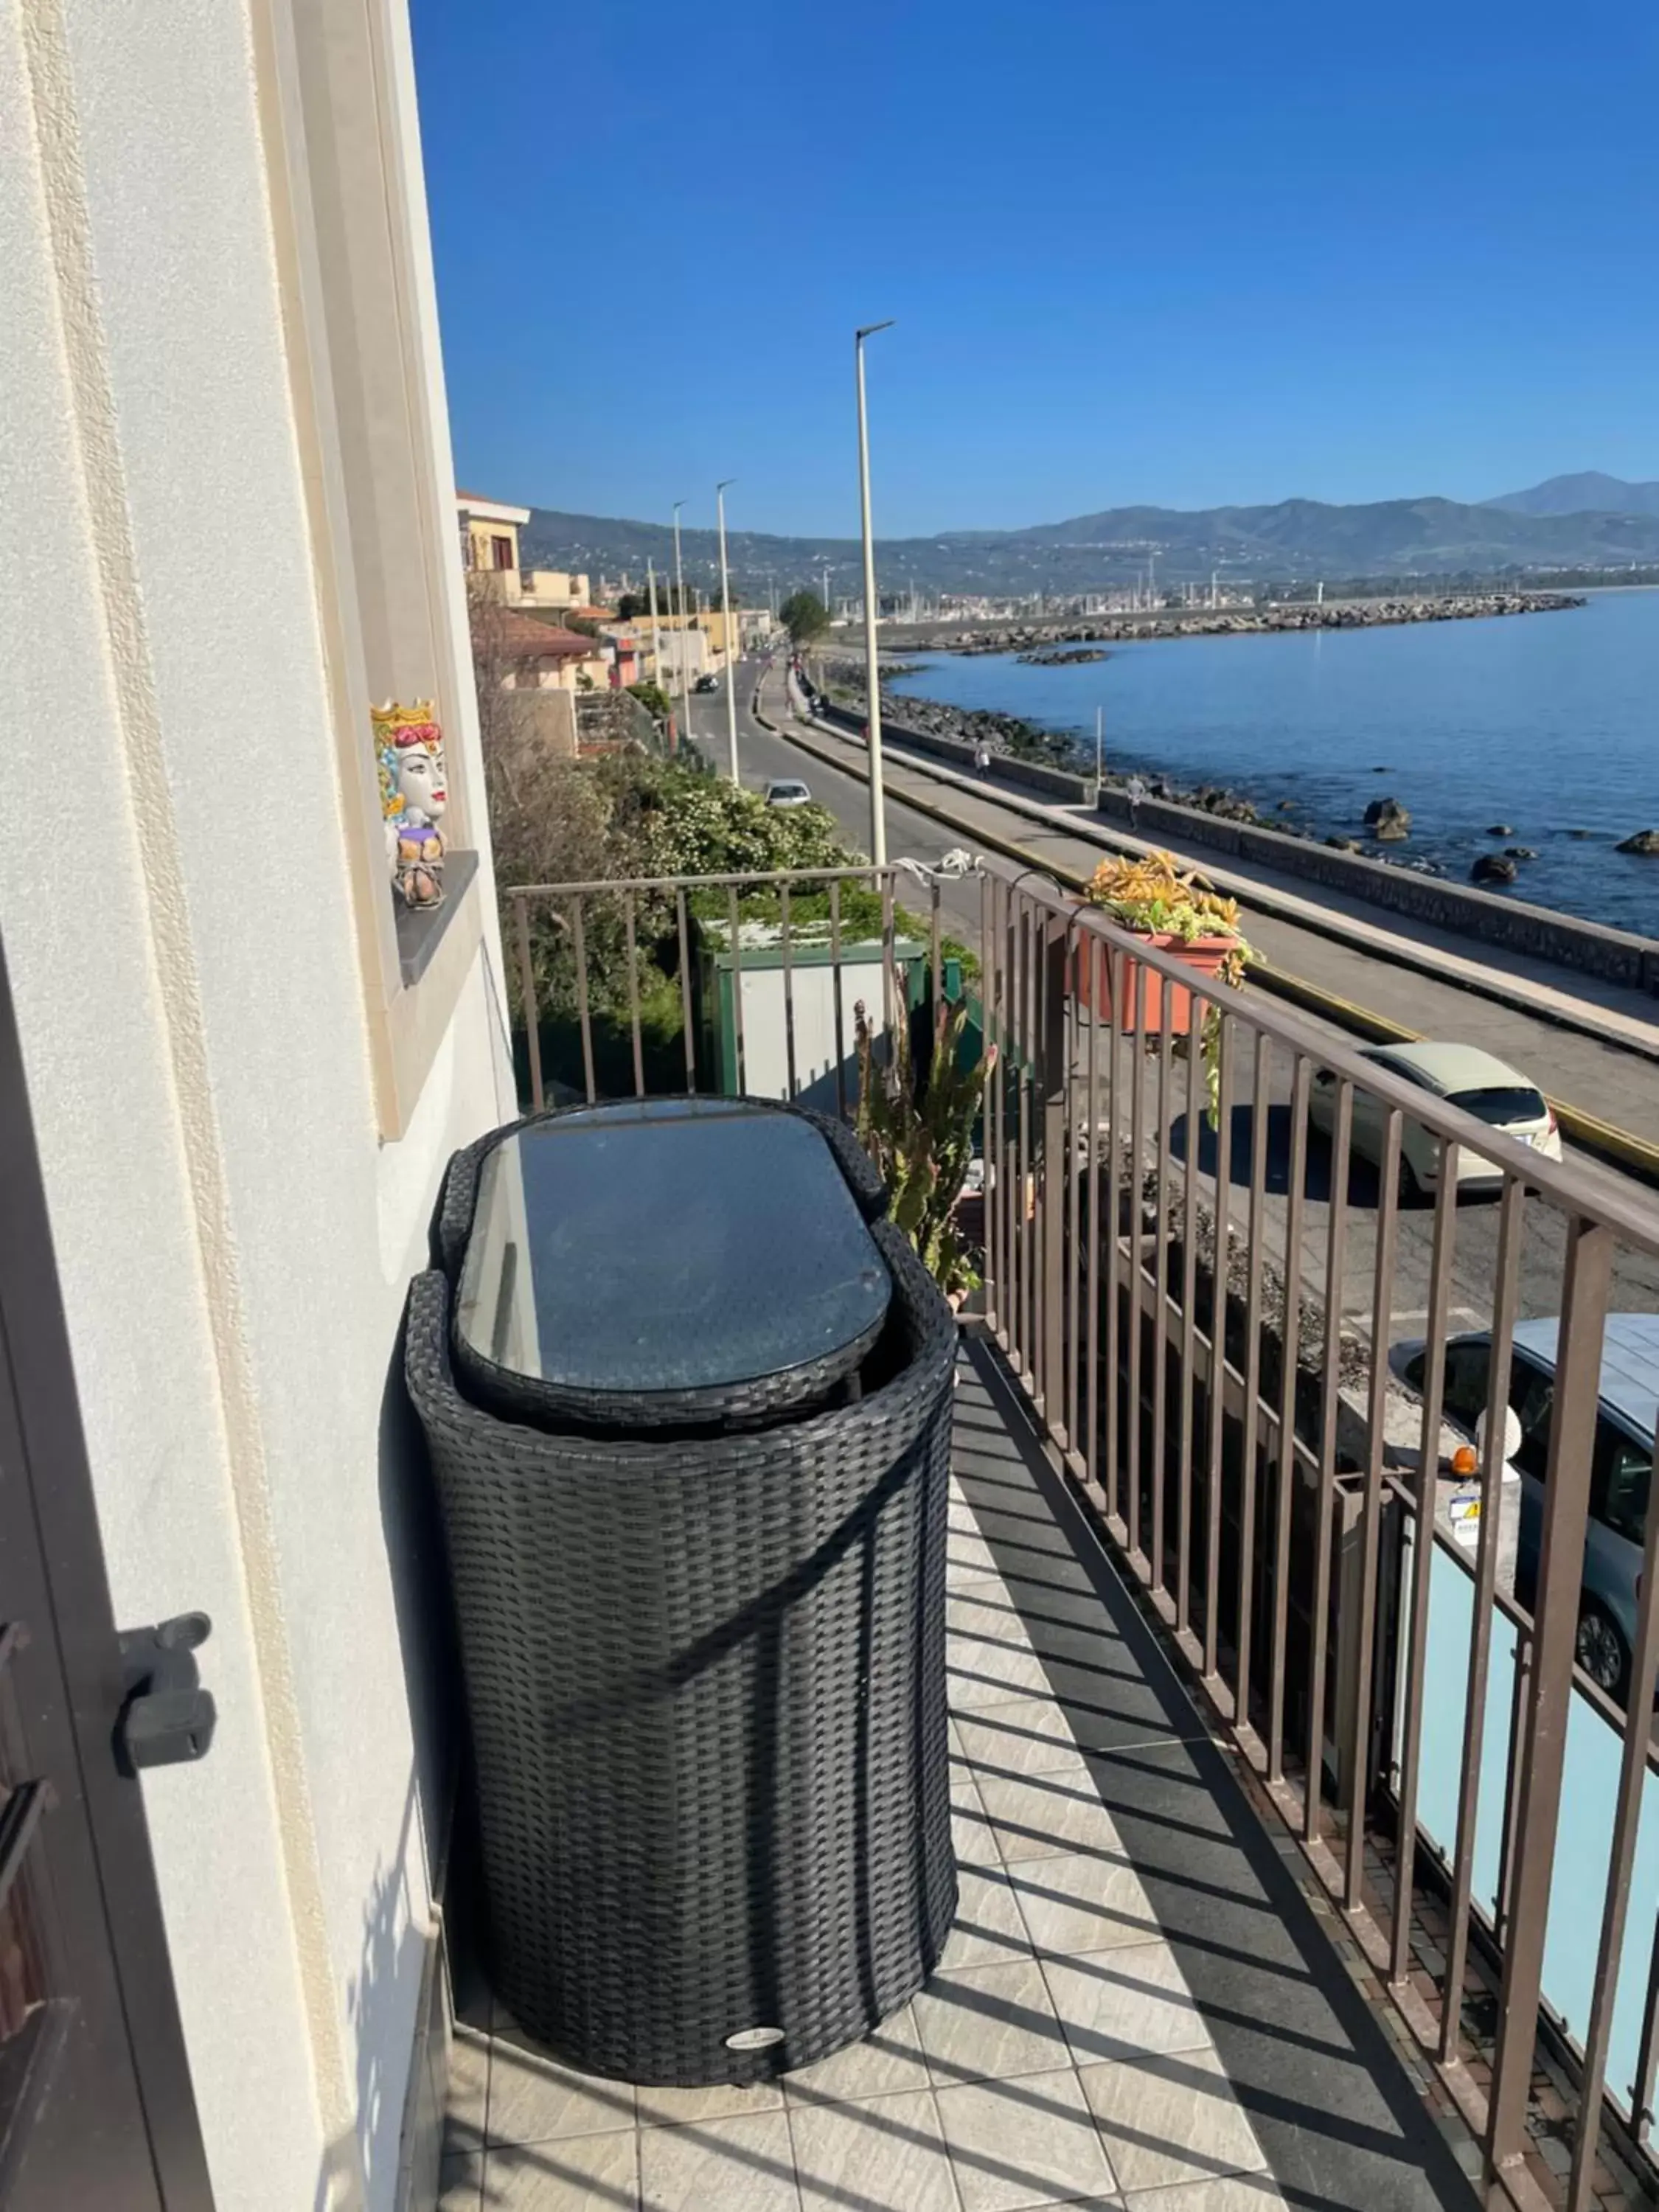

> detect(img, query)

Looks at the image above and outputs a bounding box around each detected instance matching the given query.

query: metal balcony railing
[502,849,1659,2211]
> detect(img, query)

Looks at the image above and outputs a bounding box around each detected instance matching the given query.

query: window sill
[394,849,479,988]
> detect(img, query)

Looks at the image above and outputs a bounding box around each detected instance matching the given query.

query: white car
[1308,1040,1561,1200]
[765,779,813,808]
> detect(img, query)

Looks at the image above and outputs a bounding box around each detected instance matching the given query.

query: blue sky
[410,0,1659,537]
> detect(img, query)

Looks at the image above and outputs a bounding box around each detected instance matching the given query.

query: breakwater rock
[908,591,1583,658]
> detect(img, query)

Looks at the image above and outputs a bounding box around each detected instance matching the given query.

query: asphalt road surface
[689,661,1659,1345]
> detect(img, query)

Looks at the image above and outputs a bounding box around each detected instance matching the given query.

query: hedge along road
[688,660,1659,1346]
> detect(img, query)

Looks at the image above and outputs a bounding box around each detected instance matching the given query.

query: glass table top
[453,1099,891,1400]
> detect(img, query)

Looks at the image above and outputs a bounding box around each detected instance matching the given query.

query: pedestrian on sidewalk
[974,739,992,778]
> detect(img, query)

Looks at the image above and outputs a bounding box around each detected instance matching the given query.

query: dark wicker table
[408,1097,958,2087]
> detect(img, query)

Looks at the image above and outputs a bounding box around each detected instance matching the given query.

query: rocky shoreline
[911,589,1583,657]
[818,664,1652,888]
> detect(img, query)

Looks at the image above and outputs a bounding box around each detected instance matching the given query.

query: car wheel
[1576,1599,1631,1703]
[1397,1155,1425,1207]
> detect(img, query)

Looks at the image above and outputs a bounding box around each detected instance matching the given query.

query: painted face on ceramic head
[394,743,447,824]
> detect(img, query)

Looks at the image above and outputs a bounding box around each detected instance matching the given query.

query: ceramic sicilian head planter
[375,700,448,908]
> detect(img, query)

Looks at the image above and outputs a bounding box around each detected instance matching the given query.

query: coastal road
[687,661,1659,1340]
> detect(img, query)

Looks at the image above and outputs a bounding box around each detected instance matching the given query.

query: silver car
[764,779,813,809]
[1393,1315,1658,1700]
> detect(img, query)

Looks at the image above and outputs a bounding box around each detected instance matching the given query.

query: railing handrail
[970,849,1659,1259]
[504,863,894,899]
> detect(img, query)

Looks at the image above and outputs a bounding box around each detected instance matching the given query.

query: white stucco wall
[0,1,511,2206]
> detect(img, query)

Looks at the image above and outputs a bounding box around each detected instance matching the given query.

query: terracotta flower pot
[1073,932,1237,1037]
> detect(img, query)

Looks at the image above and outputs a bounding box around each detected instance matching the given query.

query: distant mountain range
[1485,470,1659,518]
[520,473,1659,602]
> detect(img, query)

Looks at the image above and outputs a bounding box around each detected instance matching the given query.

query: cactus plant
[854,979,995,1301]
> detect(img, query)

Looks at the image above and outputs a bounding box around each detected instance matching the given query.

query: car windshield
[771,784,807,799]
[1447,1085,1547,1126]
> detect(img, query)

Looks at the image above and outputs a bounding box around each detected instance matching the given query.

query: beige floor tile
[1121,2174,1284,2208]
[913,1956,1071,2085]
[487,2036,636,2144]
[953,1775,1002,1869]
[483,2131,640,2208]
[1007,1853,1159,1955]
[947,1525,1001,1587]
[443,2025,490,2156]
[935,2065,1119,2211]
[638,2109,800,2211]
[790,2087,960,2211]
[1042,1944,1210,2066]
[977,1770,1124,1863]
[1079,2046,1268,2196]
[947,1596,1052,1708]
[953,1699,1091,1782]
[784,2004,932,2104]
[939,1864,1033,1969]
[437,2153,482,2211]
[635,2076,784,2126]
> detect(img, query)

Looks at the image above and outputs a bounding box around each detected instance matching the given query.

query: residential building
[481,605,608,695]
[456,490,529,591]
[4,0,515,2205]
[518,566,591,612]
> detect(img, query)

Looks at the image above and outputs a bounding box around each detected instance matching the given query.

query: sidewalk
[767,671,1659,1161]
[439,1344,1480,2211]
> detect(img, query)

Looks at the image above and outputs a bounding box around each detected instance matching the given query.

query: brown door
[0,939,214,2211]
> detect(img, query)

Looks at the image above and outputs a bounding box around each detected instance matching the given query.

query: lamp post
[672,501,692,748]
[855,320,894,865]
[716,479,739,783]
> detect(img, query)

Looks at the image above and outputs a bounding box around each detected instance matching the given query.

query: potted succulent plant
[855,984,995,1310]
[1076,849,1251,1034]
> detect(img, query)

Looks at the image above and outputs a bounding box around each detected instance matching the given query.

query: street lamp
[716,479,740,784]
[672,499,692,752]
[855,320,895,865]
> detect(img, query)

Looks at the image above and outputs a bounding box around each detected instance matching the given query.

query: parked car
[1391,1315,1659,1700]
[694,673,720,693]
[765,779,813,809]
[1309,1040,1560,1200]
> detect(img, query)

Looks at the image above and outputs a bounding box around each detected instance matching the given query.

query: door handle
[116,1612,216,1774]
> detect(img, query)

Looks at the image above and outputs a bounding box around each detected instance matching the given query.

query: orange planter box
[1073,933,1236,1037]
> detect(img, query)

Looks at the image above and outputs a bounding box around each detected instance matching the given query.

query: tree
[779,588,830,647]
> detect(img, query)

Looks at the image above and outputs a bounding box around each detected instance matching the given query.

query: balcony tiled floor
[438,1342,1478,2211]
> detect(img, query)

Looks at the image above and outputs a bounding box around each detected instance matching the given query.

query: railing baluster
[1487,1218,1616,2193]
[727,886,746,1095]
[1203,1014,1235,1680]
[1018,894,1036,1385]
[1389,1138,1458,1979]
[571,895,596,1105]
[676,887,696,1092]
[1150,1011,1174,1593]
[1439,1177,1524,2062]
[881,872,897,1068]
[1103,946,1124,1530]
[1175,997,1203,1637]
[1343,1101,1402,1907]
[1267,1051,1310,1784]
[1126,958,1148,1565]
[981,871,999,1332]
[624,890,644,1098]
[830,878,846,1124]
[1085,931,1103,1509]
[931,877,942,1007]
[1040,909,1067,1436]
[1567,1467,1659,2212]
[1304,1074,1352,1843]
[779,881,798,1102]
[1065,919,1082,1459]
[1234,1031,1272,1727]
[512,893,544,1113]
